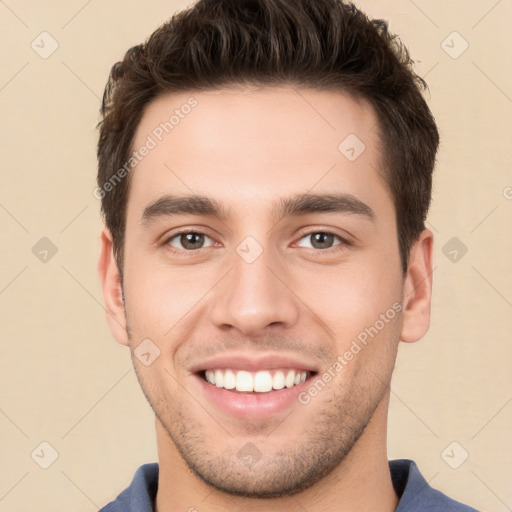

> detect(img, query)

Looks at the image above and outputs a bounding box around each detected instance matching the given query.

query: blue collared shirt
[99,459,479,511]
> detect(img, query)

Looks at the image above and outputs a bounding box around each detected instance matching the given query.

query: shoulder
[98,463,159,512]
[390,459,480,512]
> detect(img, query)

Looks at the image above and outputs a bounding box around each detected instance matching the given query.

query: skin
[98,86,433,512]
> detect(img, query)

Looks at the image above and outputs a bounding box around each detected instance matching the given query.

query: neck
[155,392,399,512]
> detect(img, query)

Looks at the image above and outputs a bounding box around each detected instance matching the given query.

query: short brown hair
[97,0,439,276]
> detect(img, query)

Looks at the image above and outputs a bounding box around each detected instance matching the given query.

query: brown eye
[168,232,213,250]
[297,232,342,250]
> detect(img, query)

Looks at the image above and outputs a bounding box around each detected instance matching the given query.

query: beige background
[1,0,511,511]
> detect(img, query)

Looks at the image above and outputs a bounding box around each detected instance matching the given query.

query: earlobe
[98,228,129,346]
[400,229,434,344]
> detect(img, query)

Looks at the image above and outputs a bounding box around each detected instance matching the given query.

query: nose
[209,245,300,336]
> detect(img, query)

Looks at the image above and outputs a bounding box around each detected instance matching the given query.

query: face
[100,86,430,498]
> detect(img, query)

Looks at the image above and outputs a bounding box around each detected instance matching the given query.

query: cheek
[122,254,213,338]
[294,257,401,333]
[293,259,403,376]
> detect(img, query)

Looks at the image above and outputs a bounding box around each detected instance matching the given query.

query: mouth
[199,368,314,393]
[193,366,318,419]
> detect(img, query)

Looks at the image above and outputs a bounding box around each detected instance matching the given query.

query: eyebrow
[141,192,375,224]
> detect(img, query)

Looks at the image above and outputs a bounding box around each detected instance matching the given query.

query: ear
[98,227,129,346]
[400,228,434,343]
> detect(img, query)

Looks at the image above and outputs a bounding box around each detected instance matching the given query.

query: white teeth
[214,369,224,388]
[272,371,285,390]
[285,370,295,388]
[223,369,236,389]
[235,371,253,392]
[203,368,310,392]
[254,371,273,392]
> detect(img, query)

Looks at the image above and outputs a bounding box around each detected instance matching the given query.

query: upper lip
[189,352,319,374]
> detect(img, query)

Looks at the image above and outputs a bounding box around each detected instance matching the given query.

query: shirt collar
[104,458,475,511]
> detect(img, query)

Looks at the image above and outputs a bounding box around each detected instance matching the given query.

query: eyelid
[162,227,218,250]
[293,226,353,245]
[293,231,351,252]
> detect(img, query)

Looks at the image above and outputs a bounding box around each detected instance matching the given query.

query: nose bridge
[210,239,299,334]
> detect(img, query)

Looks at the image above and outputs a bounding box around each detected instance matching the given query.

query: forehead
[127,86,393,223]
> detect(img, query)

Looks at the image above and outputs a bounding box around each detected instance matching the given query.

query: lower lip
[194,374,312,419]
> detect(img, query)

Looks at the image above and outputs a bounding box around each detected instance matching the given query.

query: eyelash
[162,228,352,255]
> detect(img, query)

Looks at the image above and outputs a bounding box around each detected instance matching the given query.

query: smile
[190,353,319,418]
[203,368,310,393]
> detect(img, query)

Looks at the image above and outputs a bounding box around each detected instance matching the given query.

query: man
[96,0,478,510]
